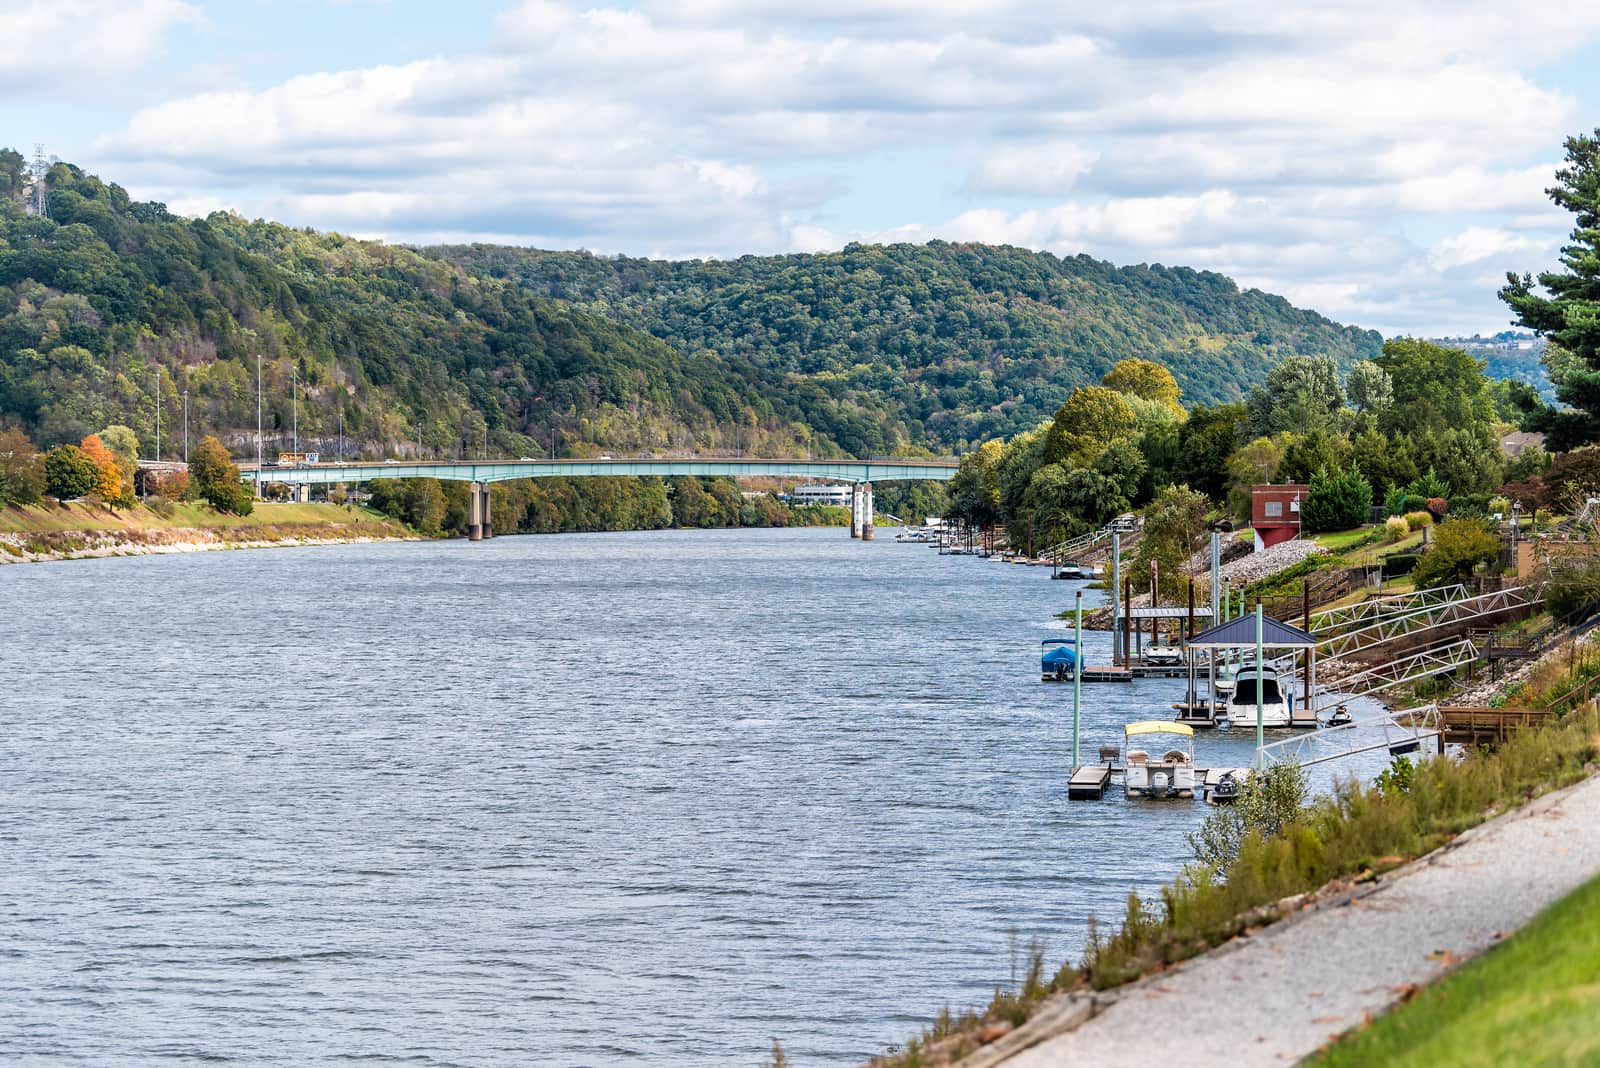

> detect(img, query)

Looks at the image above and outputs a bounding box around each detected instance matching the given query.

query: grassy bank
[0,500,413,562]
[1312,872,1600,1066]
[0,500,405,533]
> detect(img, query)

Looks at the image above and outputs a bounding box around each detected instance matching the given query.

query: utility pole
[182,389,189,464]
[338,409,344,463]
[153,371,160,461]
[256,354,263,497]
[292,364,298,458]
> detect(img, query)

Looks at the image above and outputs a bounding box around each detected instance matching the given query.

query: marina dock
[1067,763,1251,802]
[1042,663,1189,683]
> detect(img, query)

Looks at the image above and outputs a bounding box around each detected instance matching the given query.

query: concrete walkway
[974,771,1600,1068]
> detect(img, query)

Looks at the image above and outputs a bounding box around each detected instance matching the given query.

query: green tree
[1135,484,1211,600]
[1502,129,1600,449]
[189,435,252,514]
[1300,465,1373,532]
[1043,387,1138,467]
[1176,402,1246,501]
[1412,517,1502,588]
[43,444,99,500]
[947,439,1004,525]
[1225,435,1289,518]
[1374,338,1495,440]
[1246,355,1345,436]
[1345,360,1394,414]
[0,429,46,506]
[1102,357,1183,416]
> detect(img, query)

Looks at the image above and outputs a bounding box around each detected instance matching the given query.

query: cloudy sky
[4,0,1598,336]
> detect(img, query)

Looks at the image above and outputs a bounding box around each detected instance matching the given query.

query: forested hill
[439,242,1383,451]
[1,151,1382,461]
[0,155,819,459]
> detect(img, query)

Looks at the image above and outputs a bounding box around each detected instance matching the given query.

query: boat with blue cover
[1041,638,1078,680]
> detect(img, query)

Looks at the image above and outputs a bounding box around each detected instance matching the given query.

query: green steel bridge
[239,457,957,486]
[240,457,958,541]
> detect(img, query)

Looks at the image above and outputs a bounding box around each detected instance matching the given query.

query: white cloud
[84,0,1600,334]
[0,0,199,92]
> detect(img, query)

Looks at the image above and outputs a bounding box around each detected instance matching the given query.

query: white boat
[1143,645,1184,667]
[1227,660,1293,728]
[894,529,932,543]
[1123,721,1196,799]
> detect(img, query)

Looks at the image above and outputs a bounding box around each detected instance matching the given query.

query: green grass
[0,500,401,534]
[1312,872,1600,1067]
[1313,527,1374,551]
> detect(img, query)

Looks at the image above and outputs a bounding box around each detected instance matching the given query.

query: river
[0,528,1390,1065]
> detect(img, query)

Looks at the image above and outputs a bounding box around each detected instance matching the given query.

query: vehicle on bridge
[277,451,320,467]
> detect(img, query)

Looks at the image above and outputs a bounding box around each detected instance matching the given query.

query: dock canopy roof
[1041,637,1077,645]
[1187,614,1316,650]
[1125,606,1214,620]
[1125,720,1194,737]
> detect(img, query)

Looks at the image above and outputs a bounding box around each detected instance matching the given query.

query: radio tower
[30,144,49,218]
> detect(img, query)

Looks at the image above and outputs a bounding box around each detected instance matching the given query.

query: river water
[0,529,1391,1065]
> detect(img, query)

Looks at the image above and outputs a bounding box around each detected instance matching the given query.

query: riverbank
[979,764,1600,1067]
[0,501,416,564]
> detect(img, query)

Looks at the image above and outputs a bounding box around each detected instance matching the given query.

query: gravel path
[972,771,1600,1068]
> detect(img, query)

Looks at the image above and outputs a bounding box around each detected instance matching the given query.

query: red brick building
[1251,483,1309,550]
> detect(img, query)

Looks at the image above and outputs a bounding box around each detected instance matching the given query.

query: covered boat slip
[1187,612,1321,753]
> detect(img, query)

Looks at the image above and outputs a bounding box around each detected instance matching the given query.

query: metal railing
[1259,704,1442,768]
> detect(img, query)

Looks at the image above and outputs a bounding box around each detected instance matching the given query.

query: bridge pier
[850,483,862,538]
[480,483,493,539]
[862,482,874,541]
[468,481,483,541]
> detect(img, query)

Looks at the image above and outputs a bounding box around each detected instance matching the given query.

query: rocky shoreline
[0,525,419,565]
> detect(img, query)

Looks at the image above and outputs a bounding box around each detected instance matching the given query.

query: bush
[1545,561,1600,620]
[1404,510,1433,531]
[1384,516,1410,542]
[146,495,177,519]
[1411,517,1501,588]
[1426,496,1449,520]
[1382,552,1421,578]
[1402,494,1429,515]
[1383,485,1407,517]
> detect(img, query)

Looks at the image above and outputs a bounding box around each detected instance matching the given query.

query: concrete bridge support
[862,482,874,541]
[480,483,493,539]
[468,481,483,541]
[850,483,863,538]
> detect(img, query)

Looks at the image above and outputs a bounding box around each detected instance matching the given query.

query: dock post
[1110,531,1122,665]
[1255,605,1265,768]
[850,484,862,538]
[1073,590,1083,768]
[862,483,874,540]
[481,483,493,539]
[1210,531,1221,621]
[1123,575,1133,665]
[468,480,483,541]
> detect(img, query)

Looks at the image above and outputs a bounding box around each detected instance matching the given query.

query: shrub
[1383,485,1407,517]
[146,495,177,519]
[1488,495,1512,518]
[1404,510,1433,531]
[1426,496,1449,520]
[1402,494,1429,515]
[1384,516,1410,542]
[1412,517,1501,588]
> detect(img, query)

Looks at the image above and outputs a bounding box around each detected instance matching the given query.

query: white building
[790,484,853,507]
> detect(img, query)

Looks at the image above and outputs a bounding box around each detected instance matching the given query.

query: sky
[3,0,1599,337]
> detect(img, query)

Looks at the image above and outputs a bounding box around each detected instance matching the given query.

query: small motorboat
[1123,721,1196,799]
[1040,638,1078,680]
[1207,770,1242,805]
[1143,644,1184,667]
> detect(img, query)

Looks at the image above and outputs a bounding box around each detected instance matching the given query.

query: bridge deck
[241,458,958,485]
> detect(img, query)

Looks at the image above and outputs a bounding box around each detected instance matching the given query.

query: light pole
[256,354,263,497]
[153,371,160,461]
[292,364,298,458]
[338,409,344,463]
[182,389,189,464]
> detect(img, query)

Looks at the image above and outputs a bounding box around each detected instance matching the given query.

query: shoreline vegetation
[0,500,417,564]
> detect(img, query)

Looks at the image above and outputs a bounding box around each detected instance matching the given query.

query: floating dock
[1041,663,1190,683]
[1068,764,1253,802]
[1068,764,1114,799]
